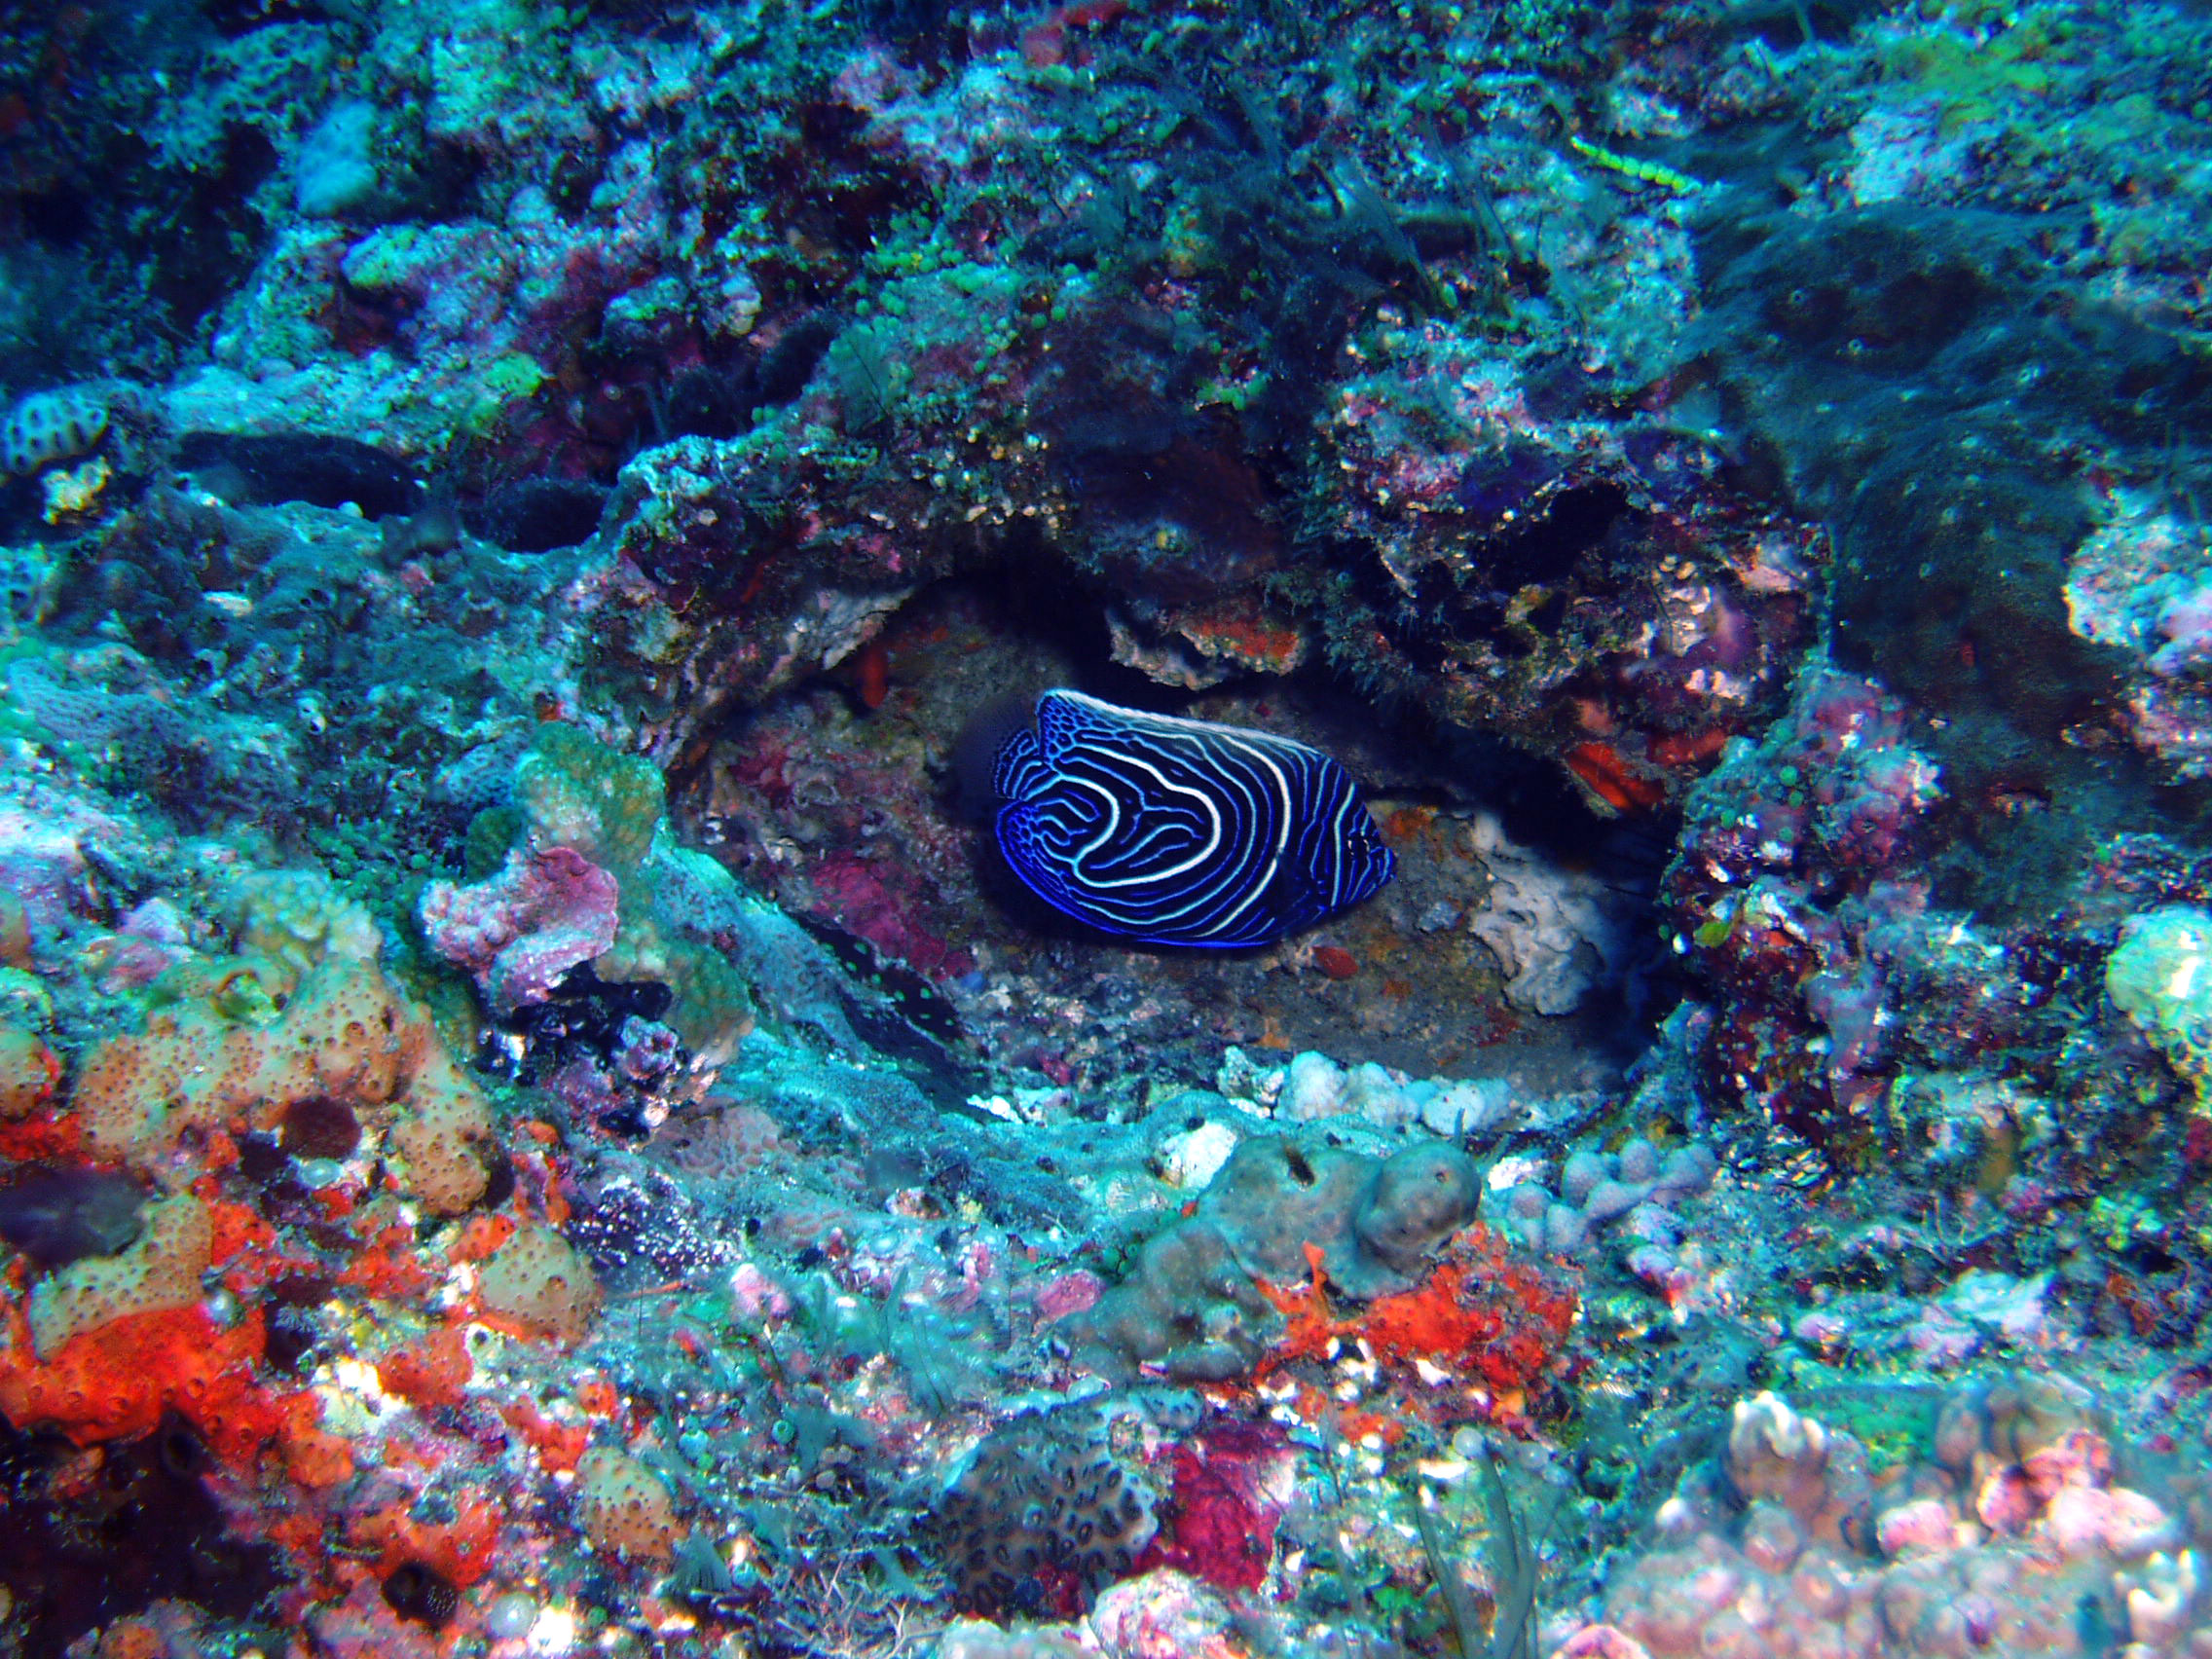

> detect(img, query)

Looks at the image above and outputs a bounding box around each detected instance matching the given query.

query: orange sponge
[0,1302,276,1461]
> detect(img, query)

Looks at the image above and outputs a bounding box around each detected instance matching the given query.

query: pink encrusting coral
[1552,1383,2208,1659]
[419,846,622,1012]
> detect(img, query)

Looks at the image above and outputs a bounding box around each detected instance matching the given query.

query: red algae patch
[1259,1229,1578,1414]
[375,1324,474,1411]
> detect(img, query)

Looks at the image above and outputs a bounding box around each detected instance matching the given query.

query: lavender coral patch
[419,846,621,1012]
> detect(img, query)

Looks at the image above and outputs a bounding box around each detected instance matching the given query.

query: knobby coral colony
[0,0,2209,1653]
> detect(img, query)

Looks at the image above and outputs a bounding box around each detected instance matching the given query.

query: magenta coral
[419,846,620,1011]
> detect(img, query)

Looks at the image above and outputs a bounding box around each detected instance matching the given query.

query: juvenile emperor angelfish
[985,689,1396,947]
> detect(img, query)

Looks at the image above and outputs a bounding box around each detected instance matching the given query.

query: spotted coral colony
[0,0,2207,1654]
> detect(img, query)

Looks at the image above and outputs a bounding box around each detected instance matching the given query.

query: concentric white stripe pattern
[991,690,1396,947]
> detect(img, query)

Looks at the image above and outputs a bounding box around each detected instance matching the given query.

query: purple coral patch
[419,846,621,1012]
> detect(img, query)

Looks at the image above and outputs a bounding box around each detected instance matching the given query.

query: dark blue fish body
[986,690,1396,947]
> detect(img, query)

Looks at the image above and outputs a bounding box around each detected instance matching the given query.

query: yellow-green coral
[517,722,665,877]
[2106,903,2212,1109]
[1567,135,1702,195]
[230,868,383,984]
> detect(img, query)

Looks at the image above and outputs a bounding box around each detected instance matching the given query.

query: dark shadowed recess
[1384,479,1641,670]
[461,477,611,552]
[0,1416,284,1656]
[0,1168,146,1270]
[928,558,1676,1063]
[173,431,612,553]
[1444,722,1688,1063]
[1695,197,2212,915]
[199,0,331,35]
[177,431,424,519]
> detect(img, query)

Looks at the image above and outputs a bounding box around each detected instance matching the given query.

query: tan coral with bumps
[26,1194,212,1359]
[0,1022,60,1118]
[574,1448,683,1562]
[69,953,493,1215]
[477,1222,603,1345]
[387,1039,500,1215]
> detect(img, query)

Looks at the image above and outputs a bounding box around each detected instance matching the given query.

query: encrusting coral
[73,874,495,1216]
[25,1191,210,1358]
[933,1399,1167,1616]
[1558,1381,2206,1658]
[474,1220,605,1346]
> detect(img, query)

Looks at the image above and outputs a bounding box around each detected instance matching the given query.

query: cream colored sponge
[72,952,494,1214]
[2108,903,2212,1100]
[574,1448,682,1562]
[26,1194,212,1360]
[477,1222,603,1345]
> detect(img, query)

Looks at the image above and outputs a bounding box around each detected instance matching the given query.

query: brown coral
[935,1402,1164,1618]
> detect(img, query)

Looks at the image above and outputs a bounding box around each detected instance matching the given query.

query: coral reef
[70,890,496,1216]
[574,1447,685,1564]
[0,0,2209,1651]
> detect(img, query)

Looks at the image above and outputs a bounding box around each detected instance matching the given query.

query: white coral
[1467,812,1633,1016]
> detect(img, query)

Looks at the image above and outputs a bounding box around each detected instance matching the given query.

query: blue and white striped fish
[983,689,1396,947]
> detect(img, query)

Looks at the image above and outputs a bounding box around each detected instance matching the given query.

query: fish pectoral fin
[1254,857,1326,938]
